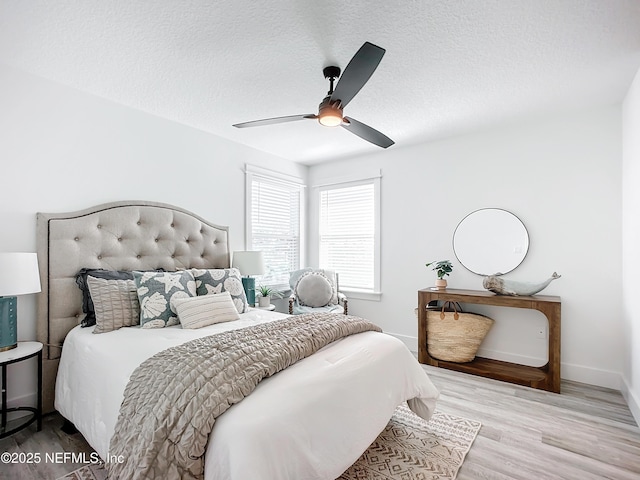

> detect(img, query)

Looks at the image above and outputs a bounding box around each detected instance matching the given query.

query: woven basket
[427,302,494,363]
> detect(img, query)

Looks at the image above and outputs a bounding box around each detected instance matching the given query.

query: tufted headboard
[36,201,230,412]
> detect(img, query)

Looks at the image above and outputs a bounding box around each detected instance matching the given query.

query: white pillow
[174,291,240,329]
[295,271,334,307]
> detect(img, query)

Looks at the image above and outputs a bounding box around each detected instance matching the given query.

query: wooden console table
[418,288,561,393]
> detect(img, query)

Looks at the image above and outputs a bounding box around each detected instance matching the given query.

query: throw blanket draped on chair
[107,313,381,480]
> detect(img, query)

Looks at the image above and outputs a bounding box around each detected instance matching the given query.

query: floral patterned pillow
[190,268,249,314]
[133,270,197,328]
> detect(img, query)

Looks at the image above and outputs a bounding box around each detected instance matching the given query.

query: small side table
[253,304,276,311]
[0,341,42,438]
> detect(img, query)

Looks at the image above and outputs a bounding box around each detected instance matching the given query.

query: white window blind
[247,169,303,290]
[319,179,379,292]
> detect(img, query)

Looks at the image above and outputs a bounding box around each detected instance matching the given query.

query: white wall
[0,64,306,408]
[1,62,632,414]
[622,68,640,424]
[309,106,624,389]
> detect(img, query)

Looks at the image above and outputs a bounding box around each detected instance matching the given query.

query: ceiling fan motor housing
[317,96,343,127]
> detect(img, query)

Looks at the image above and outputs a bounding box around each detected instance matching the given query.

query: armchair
[288,268,348,315]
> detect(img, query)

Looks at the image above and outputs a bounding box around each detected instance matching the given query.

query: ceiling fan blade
[233,114,316,128]
[330,42,385,109]
[341,116,394,148]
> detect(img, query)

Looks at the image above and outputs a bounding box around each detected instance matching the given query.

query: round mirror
[453,208,529,275]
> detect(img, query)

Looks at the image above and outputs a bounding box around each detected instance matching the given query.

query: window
[246,165,304,290]
[318,175,380,295]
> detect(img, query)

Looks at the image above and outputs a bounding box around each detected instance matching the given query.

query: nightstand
[0,341,42,438]
[254,304,276,311]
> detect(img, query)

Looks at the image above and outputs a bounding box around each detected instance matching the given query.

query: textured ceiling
[1,1,640,164]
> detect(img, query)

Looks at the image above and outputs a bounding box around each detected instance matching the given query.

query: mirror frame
[452,208,529,276]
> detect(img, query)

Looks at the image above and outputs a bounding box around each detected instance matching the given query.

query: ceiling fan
[233,42,394,149]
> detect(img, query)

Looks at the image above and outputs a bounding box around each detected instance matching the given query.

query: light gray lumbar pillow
[174,291,240,329]
[295,271,334,307]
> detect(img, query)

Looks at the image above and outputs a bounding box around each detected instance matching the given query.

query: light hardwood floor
[424,366,640,480]
[1,366,638,480]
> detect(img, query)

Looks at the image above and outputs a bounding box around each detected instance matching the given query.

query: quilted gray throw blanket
[107,313,382,480]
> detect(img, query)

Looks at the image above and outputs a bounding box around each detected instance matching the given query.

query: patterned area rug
[339,405,480,480]
[57,406,480,480]
[56,462,106,480]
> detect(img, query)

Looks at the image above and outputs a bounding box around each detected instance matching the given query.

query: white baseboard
[475,347,545,367]
[391,333,418,353]
[387,332,623,390]
[560,361,622,390]
[621,377,640,426]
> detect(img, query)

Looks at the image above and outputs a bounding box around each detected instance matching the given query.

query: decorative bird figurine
[483,272,561,296]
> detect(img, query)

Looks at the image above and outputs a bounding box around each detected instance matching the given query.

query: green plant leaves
[426,260,453,279]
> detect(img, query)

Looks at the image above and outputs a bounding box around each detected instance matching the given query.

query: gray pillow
[295,271,334,307]
[87,276,140,334]
[133,270,197,328]
[190,268,249,314]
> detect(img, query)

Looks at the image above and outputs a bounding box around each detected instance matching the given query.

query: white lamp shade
[232,251,266,276]
[0,252,42,296]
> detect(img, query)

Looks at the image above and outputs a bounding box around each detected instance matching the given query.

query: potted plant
[256,285,284,307]
[426,260,453,290]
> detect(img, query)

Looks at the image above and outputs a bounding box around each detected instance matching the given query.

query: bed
[36,201,439,480]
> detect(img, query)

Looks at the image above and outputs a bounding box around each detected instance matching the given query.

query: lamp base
[241,277,256,307]
[0,296,17,352]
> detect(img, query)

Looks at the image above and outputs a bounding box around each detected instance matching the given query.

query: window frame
[314,171,381,300]
[244,164,305,292]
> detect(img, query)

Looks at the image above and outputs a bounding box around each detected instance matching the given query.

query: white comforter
[55,310,439,480]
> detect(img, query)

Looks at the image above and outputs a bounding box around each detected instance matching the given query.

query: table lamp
[232,251,265,307]
[0,253,41,351]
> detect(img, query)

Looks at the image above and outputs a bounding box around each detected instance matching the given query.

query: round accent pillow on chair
[295,271,334,307]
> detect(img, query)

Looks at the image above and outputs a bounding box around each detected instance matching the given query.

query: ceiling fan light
[317,100,343,127]
[318,112,343,127]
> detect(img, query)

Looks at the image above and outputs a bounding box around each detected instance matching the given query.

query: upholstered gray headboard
[36,201,230,412]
